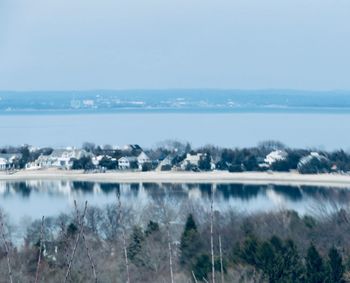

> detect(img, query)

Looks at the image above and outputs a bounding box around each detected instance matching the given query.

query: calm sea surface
[0,113,350,149]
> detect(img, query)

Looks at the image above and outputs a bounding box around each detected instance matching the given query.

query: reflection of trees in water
[71,181,94,193]
[5,181,350,207]
[198,184,212,197]
[99,183,120,194]
[11,182,31,197]
[143,183,188,201]
[143,183,165,200]
[130,183,139,196]
[216,184,261,200]
[272,185,303,201]
[300,186,350,203]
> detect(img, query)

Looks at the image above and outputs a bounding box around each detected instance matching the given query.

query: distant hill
[1,89,350,113]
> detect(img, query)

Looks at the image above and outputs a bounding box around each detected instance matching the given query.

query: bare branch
[0,212,13,283]
[64,201,88,283]
[59,221,70,268]
[167,222,174,283]
[219,235,224,283]
[117,191,130,283]
[74,200,98,283]
[35,216,45,283]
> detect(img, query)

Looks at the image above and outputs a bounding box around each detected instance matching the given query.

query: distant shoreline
[1,169,350,188]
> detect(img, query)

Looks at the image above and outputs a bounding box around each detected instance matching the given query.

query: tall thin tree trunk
[192,271,198,283]
[117,191,130,283]
[219,235,224,283]
[0,213,13,283]
[74,201,98,283]
[35,216,45,283]
[210,185,215,283]
[167,222,174,283]
[64,201,88,283]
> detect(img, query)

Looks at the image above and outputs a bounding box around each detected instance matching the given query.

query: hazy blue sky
[1,0,349,90]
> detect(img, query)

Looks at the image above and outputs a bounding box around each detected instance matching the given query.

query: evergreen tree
[306,244,325,283]
[198,153,212,171]
[257,241,277,282]
[281,239,304,283]
[180,214,202,266]
[256,236,304,283]
[327,246,344,283]
[192,254,211,281]
[239,235,260,266]
[127,226,145,265]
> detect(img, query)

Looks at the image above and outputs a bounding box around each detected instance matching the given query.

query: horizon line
[1,88,350,93]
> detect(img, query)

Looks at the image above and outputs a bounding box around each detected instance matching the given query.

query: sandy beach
[1,169,350,188]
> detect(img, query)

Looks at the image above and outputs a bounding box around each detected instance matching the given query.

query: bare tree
[219,235,224,283]
[117,191,130,283]
[166,222,174,283]
[64,201,88,283]
[59,221,71,268]
[74,201,98,283]
[0,212,13,283]
[35,216,45,283]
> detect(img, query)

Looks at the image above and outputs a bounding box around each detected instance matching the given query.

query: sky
[1,0,350,91]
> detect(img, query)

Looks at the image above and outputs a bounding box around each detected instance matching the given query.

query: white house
[137,152,151,169]
[180,153,216,170]
[51,149,90,169]
[26,155,54,170]
[156,155,174,171]
[0,158,8,171]
[264,150,288,165]
[181,153,202,169]
[26,148,91,170]
[118,152,151,170]
[118,156,137,170]
[0,154,21,170]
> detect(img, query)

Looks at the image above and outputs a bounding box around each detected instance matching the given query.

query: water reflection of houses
[2,181,350,207]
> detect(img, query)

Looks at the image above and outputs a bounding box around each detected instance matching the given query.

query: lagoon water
[0,112,350,150]
[1,180,349,224]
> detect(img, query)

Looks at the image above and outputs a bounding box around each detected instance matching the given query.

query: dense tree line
[2,198,350,282]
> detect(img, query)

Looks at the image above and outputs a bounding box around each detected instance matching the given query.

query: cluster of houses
[0,154,21,171]
[0,144,217,172]
[0,145,156,171]
[0,144,335,173]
